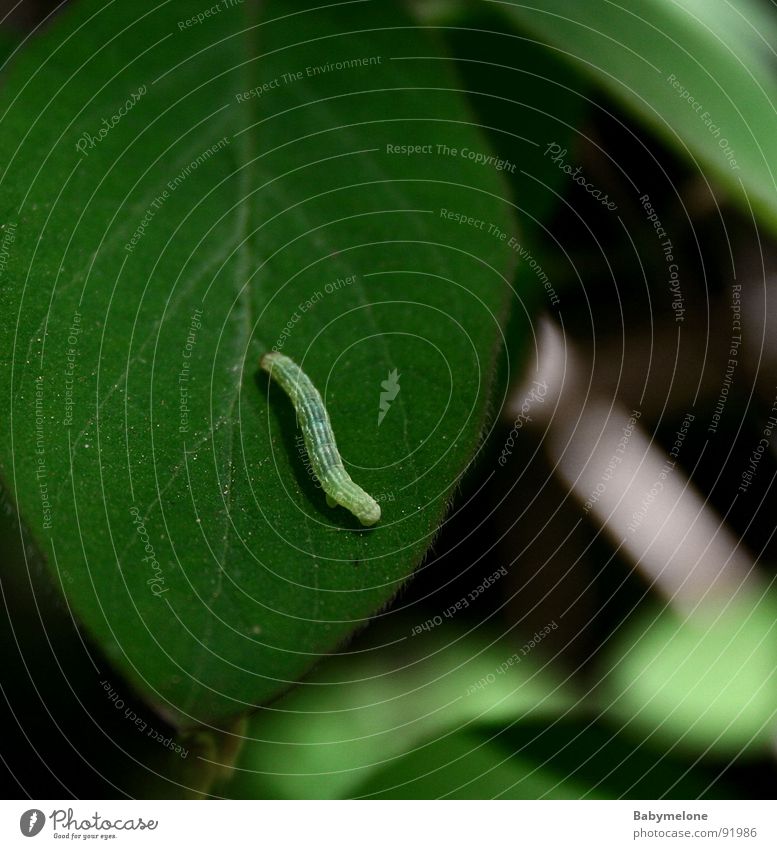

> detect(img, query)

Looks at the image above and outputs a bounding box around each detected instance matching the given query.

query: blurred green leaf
[225,626,574,799]
[350,728,595,799]
[604,592,777,755]
[0,0,518,725]
[481,718,731,799]
[354,717,728,799]
[676,0,777,65]
[226,618,732,799]
[494,0,777,234]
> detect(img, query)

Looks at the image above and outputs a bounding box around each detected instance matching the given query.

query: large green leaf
[0,1,517,725]
[493,0,777,234]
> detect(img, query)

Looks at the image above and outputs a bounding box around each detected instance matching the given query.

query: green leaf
[493,0,777,234]
[604,592,777,755]
[225,626,574,799]
[226,620,730,799]
[350,729,596,799]
[0,1,517,725]
[352,718,726,799]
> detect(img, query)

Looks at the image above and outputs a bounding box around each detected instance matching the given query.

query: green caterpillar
[260,352,381,526]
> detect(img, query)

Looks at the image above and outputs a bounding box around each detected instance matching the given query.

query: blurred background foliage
[1,0,776,799]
